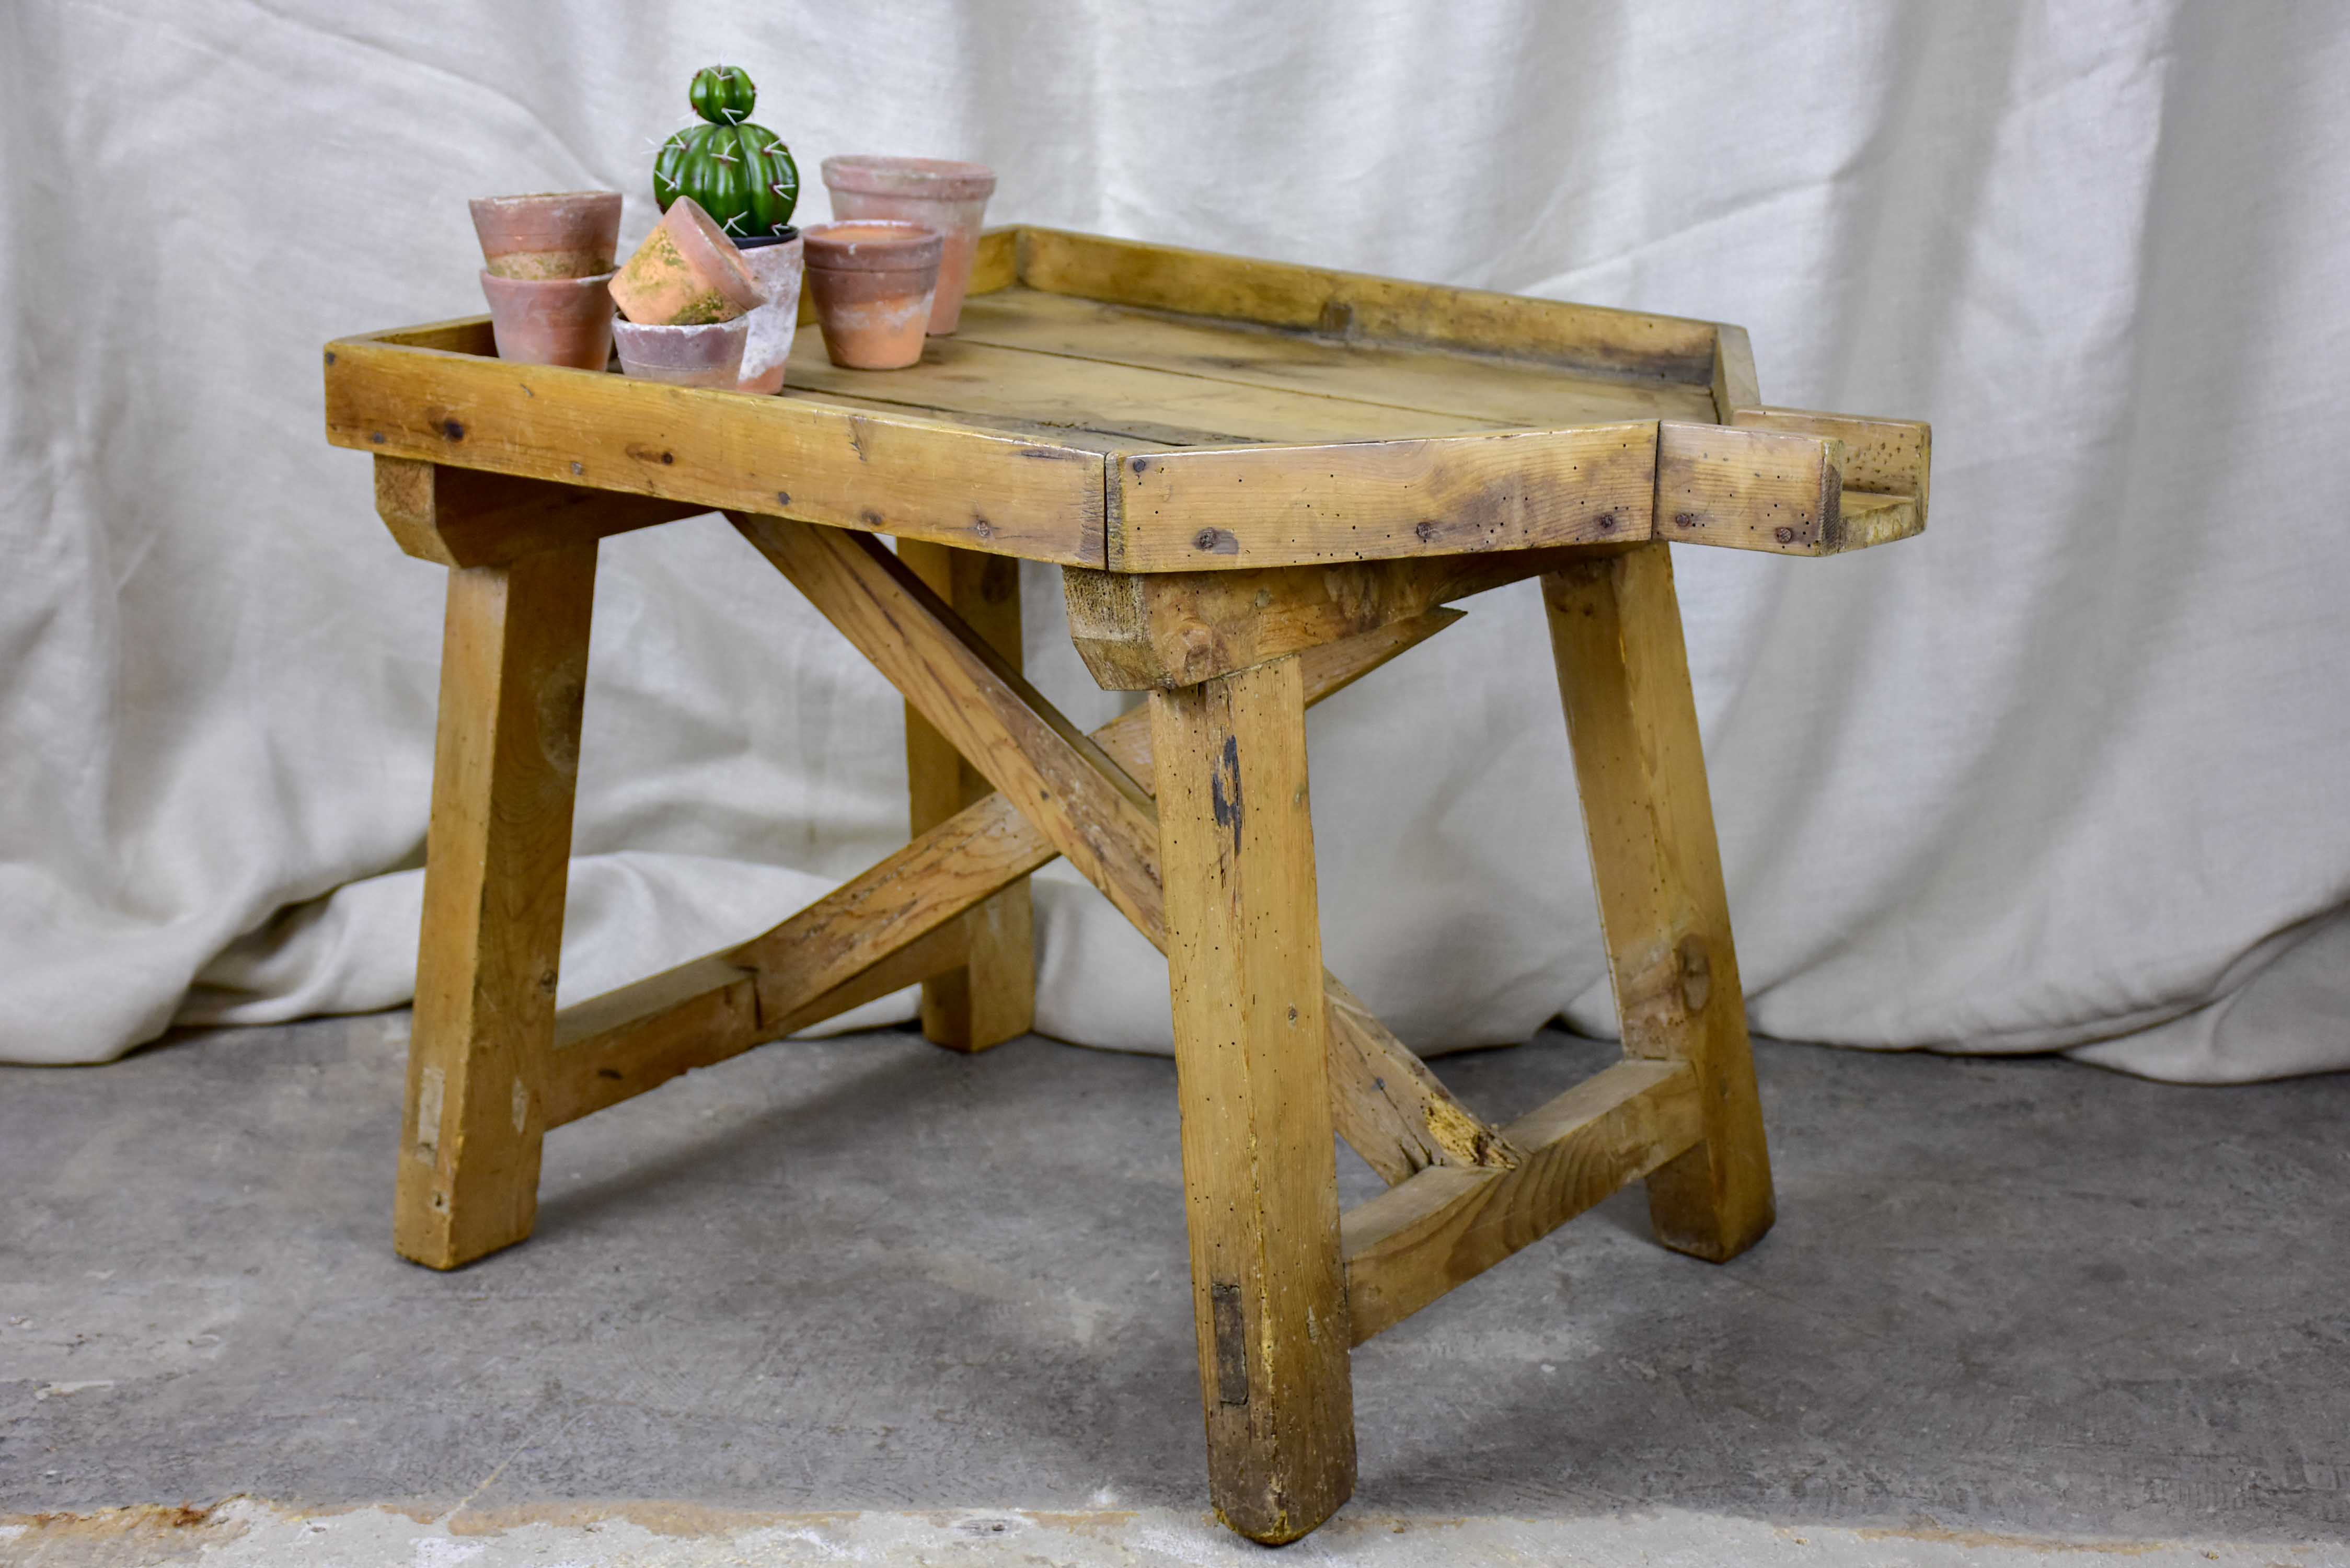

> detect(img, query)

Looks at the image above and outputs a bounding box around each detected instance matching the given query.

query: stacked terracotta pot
[467,154,999,386]
[801,156,996,369]
[470,192,623,369]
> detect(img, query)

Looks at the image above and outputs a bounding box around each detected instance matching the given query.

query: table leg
[1149,654,1355,1544]
[897,540,1035,1052]
[1541,542,1775,1262]
[396,543,598,1270]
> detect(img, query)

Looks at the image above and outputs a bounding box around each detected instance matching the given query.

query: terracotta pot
[820,156,995,334]
[609,197,765,326]
[478,270,616,370]
[733,230,805,395]
[612,314,751,387]
[468,191,623,280]
[801,221,943,371]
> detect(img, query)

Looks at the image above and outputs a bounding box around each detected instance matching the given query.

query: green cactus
[653,65,799,239]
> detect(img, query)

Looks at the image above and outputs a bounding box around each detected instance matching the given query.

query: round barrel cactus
[653,65,799,239]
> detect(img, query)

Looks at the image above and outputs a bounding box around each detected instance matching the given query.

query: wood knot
[1678,936,1712,1013]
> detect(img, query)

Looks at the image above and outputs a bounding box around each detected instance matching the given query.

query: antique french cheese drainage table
[323,227,1931,1546]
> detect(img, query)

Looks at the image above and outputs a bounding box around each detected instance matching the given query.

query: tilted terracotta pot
[820,156,995,334]
[801,220,943,371]
[608,197,765,326]
[733,230,805,395]
[611,314,751,388]
[479,270,616,370]
[468,191,623,280]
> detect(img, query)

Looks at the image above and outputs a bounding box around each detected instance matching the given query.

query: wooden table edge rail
[324,224,1932,1547]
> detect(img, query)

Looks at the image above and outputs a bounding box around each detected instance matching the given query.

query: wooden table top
[784,284,1719,453]
[326,227,1923,574]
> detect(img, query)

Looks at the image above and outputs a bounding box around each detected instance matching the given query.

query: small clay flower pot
[612,314,751,388]
[479,270,616,370]
[469,191,623,280]
[820,157,996,334]
[609,197,766,326]
[732,229,804,395]
[801,221,944,371]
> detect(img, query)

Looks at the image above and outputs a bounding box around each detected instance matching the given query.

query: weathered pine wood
[543,922,971,1127]
[723,519,1510,1186]
[1542,544,1775,1262]
[727,779,1044,1046]
[1731,406,1931,524]
[1016,227,1721,384]
[1151,655,1356,1544]
[784,335,1523,449]
[1833,492,1923,551]
[536,614,1461,1142]
[545,954,756,1126]
[1324,980,1522,1183]
[787,384,1188,458]
[950,287,1718,429]
[374,316,497,354]
[1107,424,1657,572]
[397,543,597,1270]
[376,457,702,569]
[729,513,1167,936]
[1710,322,1762,421]
[1342,1060,1702,1343]
[1654,422,1848,555]
[324,333,1110,566]
[966,225,1019,298]
[1063,544,1609,691]
[898,540,1035,1052]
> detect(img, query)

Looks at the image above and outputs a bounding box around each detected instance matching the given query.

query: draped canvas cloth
[3,1,2344,1078]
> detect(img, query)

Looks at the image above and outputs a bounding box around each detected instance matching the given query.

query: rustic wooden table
[324,226,1930,1544]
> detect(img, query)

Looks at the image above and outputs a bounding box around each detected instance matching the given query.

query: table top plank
[947,287,1719,431]
[784,332,1523,449]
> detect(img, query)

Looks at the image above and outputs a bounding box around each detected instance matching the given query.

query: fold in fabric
[3,2,2345,1081]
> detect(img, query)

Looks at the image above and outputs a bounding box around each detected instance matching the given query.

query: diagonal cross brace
[537,598,1468,1171]
[724,512,1519,1183]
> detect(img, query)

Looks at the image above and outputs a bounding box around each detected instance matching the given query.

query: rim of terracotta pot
[612,313,751,342]
[469,190,623,217]
[821,156,996,202]
[661,198,767,314]
[478,268,617,297]
[802,220,947,271]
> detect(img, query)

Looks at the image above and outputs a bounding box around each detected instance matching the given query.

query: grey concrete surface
[3,1014,2346,1565]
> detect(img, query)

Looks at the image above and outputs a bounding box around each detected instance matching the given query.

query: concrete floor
[3,1015,2346,1566]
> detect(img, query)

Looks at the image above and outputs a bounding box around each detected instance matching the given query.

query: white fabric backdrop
[3,1,2345,1078]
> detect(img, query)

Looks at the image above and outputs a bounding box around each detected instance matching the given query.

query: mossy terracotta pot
[609,197,765,326]
[801,221,943,371]
[478,270,616,370]
[611,313,751,388]
[732,230,804,395]
[468,191,623,280]
[819,156,995,333]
